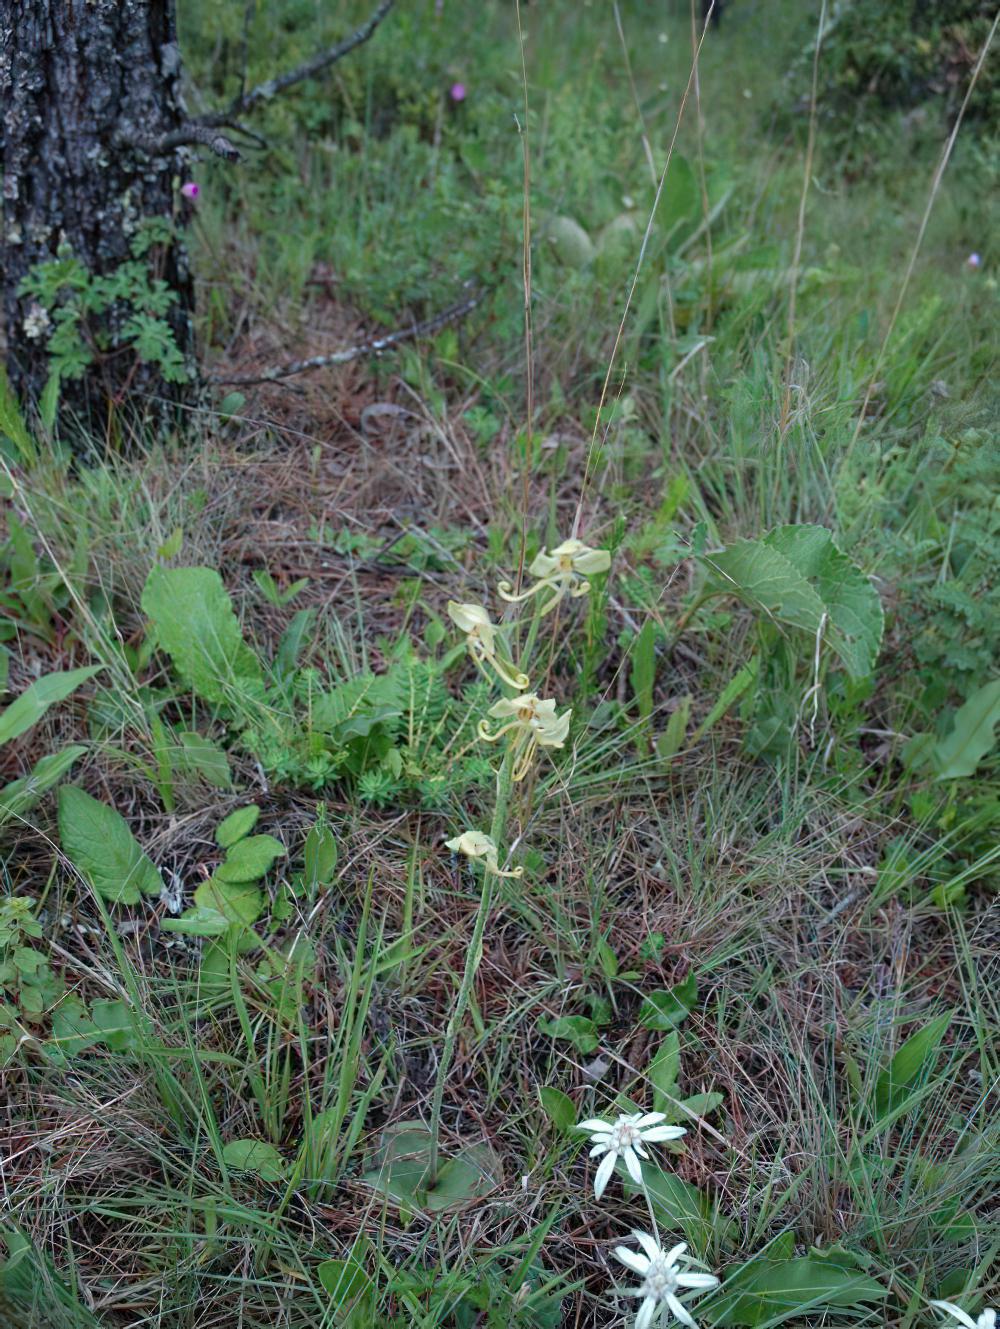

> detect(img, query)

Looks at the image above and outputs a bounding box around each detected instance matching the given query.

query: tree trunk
[0,0,196,439]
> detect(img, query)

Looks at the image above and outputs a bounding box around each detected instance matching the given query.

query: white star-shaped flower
[498,538,610,615]
[577,1110,686,1199]
[931,1301,997,1329]
[614,1233,719,1329]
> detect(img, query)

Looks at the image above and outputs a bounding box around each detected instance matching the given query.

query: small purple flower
[180,181,200,200]
[966,252,981,269]
[450,82,466,103]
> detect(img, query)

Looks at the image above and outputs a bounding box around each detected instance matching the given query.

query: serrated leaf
[639,974,697,1030]
[0,667,100,747]
[58,786,163,904]
[763,525,884,677]
[215,805,260,848]
[702,526,883,680]
[932,680,1000,780]
[141,565,262,704]
[216,834,285,883]
[536,1015,599,1053]
[161,906,230,938]
[221,1138,285,1182]
[194,878,264,929]
[874,1012,952,1120]
[0,744,86,825]
[538,1086,577,1131]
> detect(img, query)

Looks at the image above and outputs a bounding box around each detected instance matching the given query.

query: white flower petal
[663,1243,688,1267]
[576,1118,613,1133]
[980,1313,997,1329]
[634,1112,667,1128]
[677,1273,720,1290]
[931,1303,980,1329]
[589,1142,609,1158]
[633,1230,662,1262]
[623,1145,644,1184]
[594,1148,617,1200]
[666,1293,697,1329]
[614,1246,650,1277]
[639,1125,688,1142]
[635,1296,658,1329]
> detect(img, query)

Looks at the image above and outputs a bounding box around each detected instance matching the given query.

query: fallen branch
[211,288,484,386]
[124,123,242,162]
[196,0,396,128]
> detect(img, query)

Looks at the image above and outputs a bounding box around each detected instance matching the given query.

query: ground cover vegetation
[1,1,998,1327]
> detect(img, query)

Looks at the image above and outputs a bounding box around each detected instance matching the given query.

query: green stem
[427,748,515,1186]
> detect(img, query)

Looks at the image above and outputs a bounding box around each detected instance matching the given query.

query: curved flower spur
[478,692,572,783]
[577,1111,687,1200]
[497,538,611,616]
[446,601,529,690]
[614,1234,719,1329]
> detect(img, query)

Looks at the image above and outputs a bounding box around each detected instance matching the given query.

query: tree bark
[0,0,196,436]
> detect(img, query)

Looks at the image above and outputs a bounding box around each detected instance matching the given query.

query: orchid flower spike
[614,1233,719,1329]
[447,601,528,690]
[930,1301,997,1329]
[478,692,571,782]
[445,830,523,879]
[577,1111,686,1199]
[498,539,610,616]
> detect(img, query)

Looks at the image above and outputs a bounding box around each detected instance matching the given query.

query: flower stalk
[427,746,515,1187]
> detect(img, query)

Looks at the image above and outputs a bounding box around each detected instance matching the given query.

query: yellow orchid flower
[445,830,523,878]
[447,601,529,690]
[498,539,610,616]
[477,691,571,782]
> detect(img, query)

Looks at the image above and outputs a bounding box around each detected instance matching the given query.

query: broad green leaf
[58,786,163,904]
[649,1032,681,1113]
[361,1123,433,1214]
[545,215,595,268]
[624,1166,720,1250]
[0,667,100,747]
[656,696,691,762]
[304,818,338,889]
[0,744,86,825]
[538,1086,577,1132]
[424,1143,499,1211]
[678,1091,725,1119]
[932,680,1000,780]
[177,732,231,788]
[874,1012,952,1120]
[161,906,230,938]
[763,525,884,677]
[194,878,264,929]
[90,998,150,1052]
[141,564,262,704]
[630,620,656,752]
[704,538,827,635]
[639,974,697,1030]
[693,659,759,742]
[216,834,285,883]
[156,527,183,559]
[215,805,260,848]
[318,1241,373,1306]
[49,995,103,1059]
[712,1249,887,1326]
[221,1138,286,1182]
[536,1015,599,1053]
